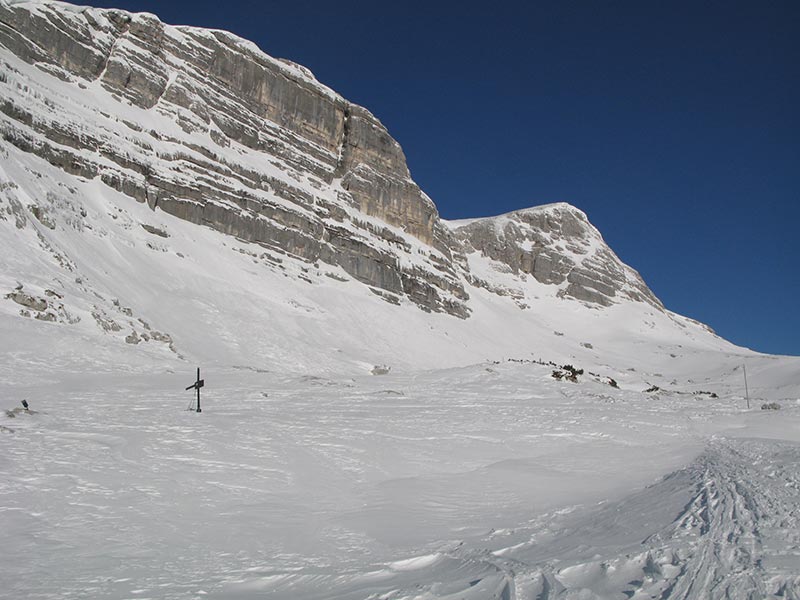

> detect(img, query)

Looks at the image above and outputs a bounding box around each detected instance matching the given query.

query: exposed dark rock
[6,290,47,312]
[141,223,169,238]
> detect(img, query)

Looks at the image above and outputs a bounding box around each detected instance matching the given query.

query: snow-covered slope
[0,0,712,326]
[0,0,759,377]
[0,136,750,379]
[0,0,744,379]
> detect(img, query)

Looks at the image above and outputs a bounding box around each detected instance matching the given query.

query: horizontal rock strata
[0,1,662,317]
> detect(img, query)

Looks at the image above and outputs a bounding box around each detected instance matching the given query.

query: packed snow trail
[244,438,800,599]
[651,438,800,600]
[514,437,800,600]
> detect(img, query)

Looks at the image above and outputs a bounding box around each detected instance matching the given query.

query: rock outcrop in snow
[451,203,662,307]
[0,0,661,319]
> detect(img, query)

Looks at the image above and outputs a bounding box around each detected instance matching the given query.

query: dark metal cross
[185,367,204,412]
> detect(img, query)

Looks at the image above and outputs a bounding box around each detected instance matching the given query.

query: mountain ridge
[449,202,662,308]
[0,0,745,375]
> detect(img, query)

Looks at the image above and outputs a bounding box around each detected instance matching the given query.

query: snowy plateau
[0,1,799,599]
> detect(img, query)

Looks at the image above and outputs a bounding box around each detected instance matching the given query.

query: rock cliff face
[0,0,468,316]
[0,0,661,316]
[451,204,662,308]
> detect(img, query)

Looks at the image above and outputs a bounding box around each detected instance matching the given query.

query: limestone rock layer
[0,0,660,315]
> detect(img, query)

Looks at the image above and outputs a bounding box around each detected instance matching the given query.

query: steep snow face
[449,203,662,308]
[0,140,746,377]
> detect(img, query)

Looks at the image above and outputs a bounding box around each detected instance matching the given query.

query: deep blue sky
[74,0,799,355]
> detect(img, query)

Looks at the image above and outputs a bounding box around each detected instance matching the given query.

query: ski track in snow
[650,438,800,600]
[506,437,800,600]
[1,364,798,599]
[240,438,800,600]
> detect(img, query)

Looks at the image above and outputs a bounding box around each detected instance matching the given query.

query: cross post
[185,368,205,412]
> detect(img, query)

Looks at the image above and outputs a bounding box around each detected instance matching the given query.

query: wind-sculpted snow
[490,438,800,600]
[1,362,799,599]
[0,139,745,374]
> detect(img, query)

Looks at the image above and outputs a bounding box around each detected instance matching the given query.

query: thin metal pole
[743,364,750,409]
[196,367,201,413]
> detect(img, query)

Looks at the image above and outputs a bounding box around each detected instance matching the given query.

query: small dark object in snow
[21,399,29,410]
[608,378,618,388]
[644,385,660,393]
[141,223,170,238]
[761,402,781,411]
[185,368,204,412]
[559,364,583,383]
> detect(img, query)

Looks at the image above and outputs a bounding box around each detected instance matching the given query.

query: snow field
[2,361,798,599]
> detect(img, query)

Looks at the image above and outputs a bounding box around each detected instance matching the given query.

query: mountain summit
[1,0,730,371]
